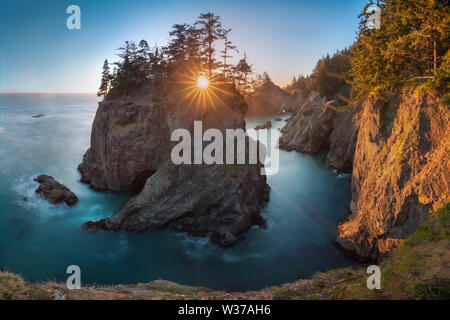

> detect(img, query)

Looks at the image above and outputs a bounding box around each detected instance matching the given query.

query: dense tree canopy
[98,12,258,97]
[349,0,449,100]
[286,49,350,101]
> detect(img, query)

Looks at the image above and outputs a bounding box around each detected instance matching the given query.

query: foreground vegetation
[1,204,448,300]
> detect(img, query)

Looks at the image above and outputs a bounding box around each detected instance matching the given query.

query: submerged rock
[34,175,78,206]
[80,83,270,246]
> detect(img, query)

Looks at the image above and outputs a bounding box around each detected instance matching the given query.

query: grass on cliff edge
[1,204,449,300]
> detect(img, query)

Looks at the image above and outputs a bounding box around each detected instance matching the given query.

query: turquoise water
[0,93,354,291]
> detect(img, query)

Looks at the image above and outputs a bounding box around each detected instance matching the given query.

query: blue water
[0,93,354,291]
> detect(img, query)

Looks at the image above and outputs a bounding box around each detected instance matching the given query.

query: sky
[0,0,368,93]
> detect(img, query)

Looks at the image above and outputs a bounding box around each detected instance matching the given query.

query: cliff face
[335,91,449,261]
[326,105,361,173]
[279,93,332,153]
[79,84,270,247]
[279,89,449,261]
[279,93,358,173]
[78,92,170,192]
[245,80,307,116]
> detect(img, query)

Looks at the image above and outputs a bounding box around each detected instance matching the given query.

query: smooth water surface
[0,93,354,290]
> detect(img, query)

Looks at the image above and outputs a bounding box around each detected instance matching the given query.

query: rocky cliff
[279,93,358,173]
[279,89,449,261]
[335,91,449,261]
[245,80,307,116]
[79,83,270,247]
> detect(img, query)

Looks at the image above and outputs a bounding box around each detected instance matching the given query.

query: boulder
[34,175,78,206]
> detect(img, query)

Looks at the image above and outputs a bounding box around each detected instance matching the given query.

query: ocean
[0,93,353,290]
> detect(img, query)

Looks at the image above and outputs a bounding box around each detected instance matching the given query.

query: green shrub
[272,288,296,300]
[441,94,450,112]
[414,278,450,300]
[406,203,450,245]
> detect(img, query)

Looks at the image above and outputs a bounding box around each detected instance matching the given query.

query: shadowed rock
[34,175,78,206]
[79,83,270,247]
[246,80,309,116]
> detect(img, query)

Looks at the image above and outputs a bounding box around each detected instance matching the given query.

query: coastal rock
[326,106,361,173]
[274,117,282,122]
[80,83,270,246]
[335,91,450,261]
[78,92,170,192]
[254,121,272,130]
[84,160,269,247]
[245,79,307,116]
[246,80,290,116]
[34,175,78,206]
[279,93,336,153]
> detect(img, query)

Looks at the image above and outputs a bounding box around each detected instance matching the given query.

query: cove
[0,93,354,291]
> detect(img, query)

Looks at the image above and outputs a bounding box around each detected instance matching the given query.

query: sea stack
[79,82,270,247]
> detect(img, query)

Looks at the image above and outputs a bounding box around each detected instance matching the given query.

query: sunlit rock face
[278,88,448,262]
[279,93,336,153]
[79,83,270,247]
[279,91,359,173]
[335,91,450,262]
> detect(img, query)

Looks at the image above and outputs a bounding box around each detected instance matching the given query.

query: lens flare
[197,76,209,88]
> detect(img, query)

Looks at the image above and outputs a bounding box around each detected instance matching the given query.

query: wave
[11,174,69,218]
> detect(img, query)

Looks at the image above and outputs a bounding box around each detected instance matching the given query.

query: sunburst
[197,76,209,88]
[169,63,237,122]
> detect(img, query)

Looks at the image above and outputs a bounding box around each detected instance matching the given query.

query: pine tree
[98,59,111,96]
[167,24,189,68]
[220,28,238,78]
[233,54,253,96]
[350,0,449,100]
[312,50,350,100]
[195,12,224,76]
